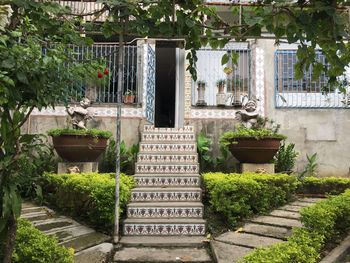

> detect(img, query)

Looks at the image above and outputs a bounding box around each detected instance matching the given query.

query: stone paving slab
[242,223,292,239]
[211,240,252,263]
[250,216,303,228]
[75,242,114,263]
[278,204,304,212]
[215,232,282,248]
[61,232,110,252]
[298,198,325,203]
[289,201,314,207]
[114,247,212,263]
[269,209,301,220]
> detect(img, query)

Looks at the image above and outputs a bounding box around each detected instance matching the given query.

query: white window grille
[192,43,251,107]
[275,50,349,108]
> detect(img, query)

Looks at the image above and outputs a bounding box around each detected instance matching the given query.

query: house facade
[24,1,350,177]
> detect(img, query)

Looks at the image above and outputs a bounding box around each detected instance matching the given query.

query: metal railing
[192,43,251,107]
[66,44,139,104]
[275,50,349,108]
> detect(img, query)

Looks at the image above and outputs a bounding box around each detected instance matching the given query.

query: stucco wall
[259,39,350,177]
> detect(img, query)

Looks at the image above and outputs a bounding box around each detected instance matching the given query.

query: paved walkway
[211,198,324,263]
[21,202,113,263]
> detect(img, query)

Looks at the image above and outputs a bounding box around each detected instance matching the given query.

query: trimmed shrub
[41,173,135,232]
[298,176,350,195]
[239,190,350,263]
[202,173,299,225]
[12,219,74,263]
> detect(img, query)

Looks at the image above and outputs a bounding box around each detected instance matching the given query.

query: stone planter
[216,93,226,106]
[196,83,207,106]
[52,135,108,162]
[227,137,282,163]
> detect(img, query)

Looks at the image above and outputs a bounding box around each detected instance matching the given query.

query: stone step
[137,153,198,164]
[75,243,114,263]
[123,218,206,236]
[215,232,282,249]
[143,125,194,133]
[33,217,76,232]
[141,132,196,142]
[139,143,196,153]
[21,211,55,222]
[127,202,204,218]
[46,225,95,243]
[21,206,53,215]
[250,216,303,228]
[135,164,199,174]
[119,236,208,248]
[134,175,200,187]
[114,247,212,263]
[131,188,202,202]
[60,232,111,253]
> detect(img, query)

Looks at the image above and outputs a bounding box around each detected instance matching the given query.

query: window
[275,50,348,108]
[192,43,251,107]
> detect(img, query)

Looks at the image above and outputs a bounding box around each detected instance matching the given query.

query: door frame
[175,47,185,128]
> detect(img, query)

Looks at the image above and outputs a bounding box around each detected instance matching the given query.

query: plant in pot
[123,89,136,104]
[48,98,112,162]
[216,79,227,106]
[196,80,207,106]
[220,100,286,163]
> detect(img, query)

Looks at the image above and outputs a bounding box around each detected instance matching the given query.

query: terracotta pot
[228,137,282,163]
[52,135,108,162]
[123,95,135,104]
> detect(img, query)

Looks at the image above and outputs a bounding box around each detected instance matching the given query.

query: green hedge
[202,173,299,226]
[12,219,74,263]
[240,189,350,263]
[41,173,135,232]
[298,176,350,195]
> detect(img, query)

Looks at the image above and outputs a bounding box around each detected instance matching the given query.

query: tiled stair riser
[134,176,200,187]
[137,154,198,163]
[127,207,203,218]
[143,125,194,133]
[124,224,205,236]
[139,143,196,153]
[135,164,199,174]
[131,191,201,202]
[142,133,195,142]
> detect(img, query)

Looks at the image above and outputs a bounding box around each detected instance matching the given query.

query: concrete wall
[259,39,350,177]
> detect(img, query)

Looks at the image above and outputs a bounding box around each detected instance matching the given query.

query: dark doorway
[154,42,176,127]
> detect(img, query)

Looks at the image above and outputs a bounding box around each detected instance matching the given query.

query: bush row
[240,189,350,263]
[41,173,135,232]
[12,219,74,263]
[202,173,299,226]
[298,176,350,195]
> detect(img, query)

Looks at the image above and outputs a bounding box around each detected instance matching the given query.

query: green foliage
[299,153,318,179]
[41,173,135,232]
[220,126,286,147]
[298,176,350,195]
[240,190,350,263]
[274,141,299,174]
[197,133,213,172]
[48,128,112,139]
[202,173,299,226]
[12,219,74,263]
[99,139,139,175]
[239,228,323,263]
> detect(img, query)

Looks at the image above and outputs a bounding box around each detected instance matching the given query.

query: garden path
[21,201,113,263]
[211,197,324,263]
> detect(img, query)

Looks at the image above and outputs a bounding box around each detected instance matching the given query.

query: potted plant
[196,80,207,106]
[220,117,286,163]
[216,79,226,94]
[123,89,136,104]
[49,98,112,162]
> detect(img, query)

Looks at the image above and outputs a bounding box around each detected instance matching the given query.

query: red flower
[104,68,109,75]
[97,71,103,78]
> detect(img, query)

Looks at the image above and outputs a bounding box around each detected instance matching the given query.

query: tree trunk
[114,19,124,244]
[3,213,17,263]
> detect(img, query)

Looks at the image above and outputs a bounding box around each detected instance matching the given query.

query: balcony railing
[57,1,108,21]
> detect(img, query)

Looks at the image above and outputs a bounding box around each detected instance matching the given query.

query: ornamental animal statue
[235,98,259,128]
[66,98,94,130]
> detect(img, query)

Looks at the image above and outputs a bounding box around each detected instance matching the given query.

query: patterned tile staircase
[121,125,206,245]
